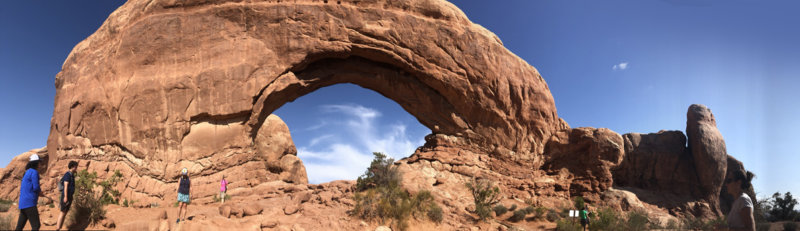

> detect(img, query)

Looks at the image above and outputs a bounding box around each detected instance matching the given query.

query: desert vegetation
[466,177,501,222]
[68,169,123,228]
[350,152,443,231]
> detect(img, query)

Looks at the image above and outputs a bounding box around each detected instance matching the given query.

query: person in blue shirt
[15,154,42,231]
[55,160,78,231]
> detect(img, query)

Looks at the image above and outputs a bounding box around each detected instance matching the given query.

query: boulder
[613,131,701,197]
[686,104,728,213]
[543,127,625,200]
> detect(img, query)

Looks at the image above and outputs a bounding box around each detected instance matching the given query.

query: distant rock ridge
[0,0,751,225]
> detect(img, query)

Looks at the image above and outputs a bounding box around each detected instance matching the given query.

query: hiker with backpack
[55,161,78,231]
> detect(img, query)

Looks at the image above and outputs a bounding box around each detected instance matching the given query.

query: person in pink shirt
[220,175,228,204]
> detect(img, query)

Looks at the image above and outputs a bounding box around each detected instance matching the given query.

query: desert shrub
[69,169,120,227]
[0,199,11,212]
[213,193,232,202]
[624,209,649,230]
[355,152,401,191]
[523,206,535,214]
[533,206,546,219]
[350,152,442,230]
[465,178,501,222]
[682,215,726,231]
[509,209,528,222]
[588,207,620,231]
[427,204,443,223]
[509,204,517,212]
[785,222,799,231]
[573,196,585,210]
[546,209,560,222]
[556,219,582,231]
[493,204,508,216]
[98,170,124,205]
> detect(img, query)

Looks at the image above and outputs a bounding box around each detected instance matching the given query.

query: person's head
[68,161,79,173]
[25,154,40,170]
[181,168,188,178]
[725,169,755,195]
[222,174,225,180]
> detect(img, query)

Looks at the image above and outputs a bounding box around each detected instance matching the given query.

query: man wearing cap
[15,154,42,231]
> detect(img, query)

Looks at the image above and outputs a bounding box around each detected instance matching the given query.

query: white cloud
[298,104,425,184]
[613,62,629,70]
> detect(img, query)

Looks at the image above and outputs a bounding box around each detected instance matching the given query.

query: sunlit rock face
[0,0,749,223]
[33,0,563,204]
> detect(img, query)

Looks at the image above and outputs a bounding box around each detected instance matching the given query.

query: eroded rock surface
[0,0,753,226]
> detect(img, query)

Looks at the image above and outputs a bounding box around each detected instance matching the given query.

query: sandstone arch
[0,0,754,221]
[38,0,566,203]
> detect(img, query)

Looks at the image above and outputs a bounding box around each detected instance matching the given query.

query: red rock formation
[0,0,754,226]
[686,104,729,215]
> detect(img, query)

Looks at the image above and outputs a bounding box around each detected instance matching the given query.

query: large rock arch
[38,0,567,203]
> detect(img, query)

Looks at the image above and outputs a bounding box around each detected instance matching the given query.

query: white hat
[29,154,39,162]
[181,168,188,175]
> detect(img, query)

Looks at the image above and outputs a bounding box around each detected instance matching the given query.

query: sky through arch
[273,83,430,184]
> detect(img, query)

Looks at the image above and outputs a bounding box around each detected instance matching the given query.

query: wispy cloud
[297,104,425,184]
[613,62,629,71]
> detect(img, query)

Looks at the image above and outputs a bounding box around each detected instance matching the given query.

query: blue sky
[1,1,798,198]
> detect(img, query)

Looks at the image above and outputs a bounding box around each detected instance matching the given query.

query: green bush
[556,219,582,231]
[546,209,560,222]
[533,206,546,219]
[509,204,517,212]
[355,152,401,191]
[0,203,9,213]
[493,204,508,216]
[69,169,122,228]
[681,215,726,231]
[573,196,585,210]
[624,209,649,230]
[350,152,442,231]
[524,206,535,214]
[213,193,232,202]
[588,207,620,231]
[98,170,124,205]
[785,222,798,231]
[465,178,500,222]
[509,209,528,222]
[427,204,443,223]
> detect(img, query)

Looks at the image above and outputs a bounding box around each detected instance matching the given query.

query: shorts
[178,193,191,203]
[59,194,72,212]
[581,218,589,226]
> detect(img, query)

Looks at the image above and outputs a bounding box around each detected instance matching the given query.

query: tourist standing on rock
[220,175,228,204]
[15,154,42,231]
[579,205,590,231]
[55,161,78,231]
[177,168,191,223]
[725,170,755,231]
